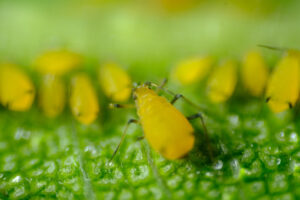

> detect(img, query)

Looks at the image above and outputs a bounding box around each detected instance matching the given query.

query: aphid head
[131,82,140,100]
[131,81,153,100]
[144,81,152,88]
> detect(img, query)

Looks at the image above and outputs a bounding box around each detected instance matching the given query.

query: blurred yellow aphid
[98,62,132,102]
[266,53,299,113]
[35,50,81,75]
[241,51,269,96]
[0,63,35,111]
[69,73,99,125]
[172,56,213,85]
[38,75,66,118]
[111,82,211,161]
[207,60,237,103]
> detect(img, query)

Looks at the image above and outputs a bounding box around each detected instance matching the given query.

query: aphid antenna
[257,44,287,52]
[108,103,134,109]
[147,81,209,113]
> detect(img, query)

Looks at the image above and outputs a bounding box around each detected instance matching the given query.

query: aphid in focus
[69,73,99,125]
[110,82,210,160]
[0,63,35,111]
[35,49,82,75]
[172,56,213,85]
[207,60,237,103]
[241,50,269,97]
[266,52,299,113]
[38,75,66,118]
[98,62,132,102]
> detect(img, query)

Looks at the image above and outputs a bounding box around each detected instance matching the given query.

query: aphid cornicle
[35,49,81,75]
[69,73,99,125]
[172,56,213,85]
[241,51,269,97]
[0,63,35,111]
[98,62,132,102]
[111,82,210,160]
[38,75,66,118]
[207,60,237,103]
[266,52,299,113]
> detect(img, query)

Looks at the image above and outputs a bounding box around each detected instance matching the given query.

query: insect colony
[0,47,299,160]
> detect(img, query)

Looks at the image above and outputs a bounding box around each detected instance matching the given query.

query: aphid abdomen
[35,50,81,75]
[207,60,237,103]
[0,63,35,111]
[69,74,99,125]
[135,87,195,160]
[266,53,299,113]
[39,75,66,118]
[98,62,131,102]
[172,56,213,85]
[242,51,268,96]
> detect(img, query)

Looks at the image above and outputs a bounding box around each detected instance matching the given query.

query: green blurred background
[1,0,300,79]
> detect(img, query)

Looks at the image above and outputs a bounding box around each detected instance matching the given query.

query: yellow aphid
[207,60,237,103]
[172,56,213,85]
[266,53,299,113]
[241,51,268,96]
[98,62,132,102]
[69,74,99,125]
[38,75,66,118]
[35,50,81,75]
[134,85,194,160]
[0,63,35,111]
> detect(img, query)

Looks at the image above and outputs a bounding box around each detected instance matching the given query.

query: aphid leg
[187,112,213,161]
[170,94,183,105]
[110,119,139,162]
[170,92,206,111]
[155,78,168,93]
[109,103,134,109]
[136,136,145,141]
[265,97,293,109]
[187,113,208,139]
